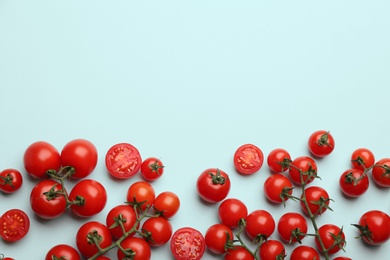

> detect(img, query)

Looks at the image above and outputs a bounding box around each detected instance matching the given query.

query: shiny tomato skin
[290,245,320,260]
[356,210,390,245]
[372,158,390,187]
[288,156,317,185]
[351,148,375,171]
[45,244,81,260]
[0,209,30,242]
[225,246,254,260]
[266,148,291,173]
[308,130,335,157]
[233,144,264,175]
[258,239,286,260]
[245,210,275,241]
[0,169,23,193]
[126,181,155,211]
[30,179,67,219]
[118,236,151,260]
[170,227,205,260]
[196,168,230,203]
[142,216,172,247]
[277,212,307,243]
[333,257,352,260]
[205,223,234,255]
[105,143,142,179]
[69,179,107,217]
[218,198,248,229]
[264,173,293,204]
[315,224,345,255]
[140,157,164,181]
[61,139,98,179]
[23,141,61,178]
[339,168,369,197]
[76,221,112,258]
[106,204,138,239]
[154,191,180,219]
[300,186,330,216]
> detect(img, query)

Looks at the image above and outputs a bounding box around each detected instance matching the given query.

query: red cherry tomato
[225,245,254,260]
[372,158,390,187]
[288,156,318,185]
[308,130,335,157]
[23,141,61,178]
[142,217,172,247]
[170,227,206,260]
[30,179,67,219]
[140,157,164,181]
[300,186,331,216]
[353,210,390,245]
[76,221,112,258]
[233,144,264,175]
[218,198,248,229]
[106,204,138,239]
[196,168,231,203]
[277,212,308,243]
[105,143,142,179]
[290,245,320,260]
[61,139,98,178]
[0,209,30,242]
[45,244,81,260]
[153,191,180,219]
[333,257,352,260]
[205,223,234,255]
[351,148,375,171]
[339,168,369,197]
[0,169,23,193]
[245,210,275,241]
[258,239,286,260]
[117,236,151,260]
[266,148,291,173]
[69,179,107,217]
[126,181,155,211]
[315,224,345,255]
[263,173,293,204]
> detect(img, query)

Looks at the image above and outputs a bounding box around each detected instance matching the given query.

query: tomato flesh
[0,209,30,242]
[105,143,142,179]
[170,227,206,260]
[233,144,264,175]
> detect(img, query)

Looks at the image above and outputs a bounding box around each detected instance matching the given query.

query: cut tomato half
[105,143,142,179]
[170,227,205,260]
[0,209,30,242]
[233,143,264,175]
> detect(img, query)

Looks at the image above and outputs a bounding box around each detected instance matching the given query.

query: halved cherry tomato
[105,143,142,179]
[233,144,264,175]
[0,169,23,193]
[170,227,206,260]
[0,209,30,242]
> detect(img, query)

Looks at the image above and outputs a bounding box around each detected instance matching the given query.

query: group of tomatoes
[1,130,390,259]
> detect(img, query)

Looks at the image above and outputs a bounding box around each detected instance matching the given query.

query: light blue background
[1,1,389,259]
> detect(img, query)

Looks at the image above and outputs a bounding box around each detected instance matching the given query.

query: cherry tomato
[196,168,231,203]
[0,169,23,193]
[353,210,390,245]
[290,245,320,260]
[126,181,155,211]
[140,157,164,181]
[288,156,317,185]
[23,141,61,178]
[258,239,286,260]
[106,204,138,239]
[69,179,107,217]
[117,236,151,260]
[0,255,14,260]
[142,216,172,247]
[277,212,307,243]
[308,130,335,157]
[372,158,390,187]
[154,191,180,219]
[315,224,345,255]
[225,245,254,260]
[76,221,112,258]
[170,227,205,260]
[245,210,275,241]
[339,168,369,197]
[266,148,291,173]
[105,142,142,179]
[233,144,264,175]
[300,186,331,216]
[218,198,248,229]
[263,173,293,204]
[333,257,352,260]
[205,223,234,255]
[351,148,375,171]
[30,179,67,219]
[0,209,30,242]
[45,244,81,260]
[61,139,98,178]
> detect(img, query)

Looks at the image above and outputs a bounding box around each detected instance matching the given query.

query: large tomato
[288,156,318,185]
[117,237,151,260]
[0,168,23,193]
[105,143,142,179]
[245,210,275,241]
[308,130,335,157]
[372,158,390,187]
[218,198,248,229]
[233,144,264,175]
[45,244,80,260]
[196,168,231,203]
[170,227,205,260]
[263,173,293,204]
[76,221,112,258]
[353,210,390,245]
[126,181,155,211]
[61,139,98,178]
[23,141,61,178]
[0,209,30,242]
[315,224,345,255]
[106,204,138,239]
[204,223,234,255]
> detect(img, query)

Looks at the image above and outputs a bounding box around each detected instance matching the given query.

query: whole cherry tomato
[308,130,335,157]
[142,217,172,247]
[300,186,331,216]
[205,223,234,255]
[105,142,142,179]
[263,173,293,204]
[117,236,151,260]
[315,224,345,255]
[170,227,205,260]
[333,257,352,260]
[351,148,375,171]
[245,210,275,241]
[233,144,264,175]
[0,168,23,193]
[277,212,307,243]
[225,245,254,260]
[372,158,390,187]
[23,141,61,178]
[339,168,369,197]
[76,221,112,258]
[153,191,180,219]
[196,168,230,203]
[45,244,80,260]
[106,204,138,239]
[266,148,291,173]
[61,139,98,178]
[69,179,107,217]
[290,245,320,260]
[126,181,155,211]
[258,239,286,260]
[0,209,30,242]
[353,210,390,245]
[140,157,164,181]
[288,156,318,185]
[218,198,248,229]
[30,179,67,219]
